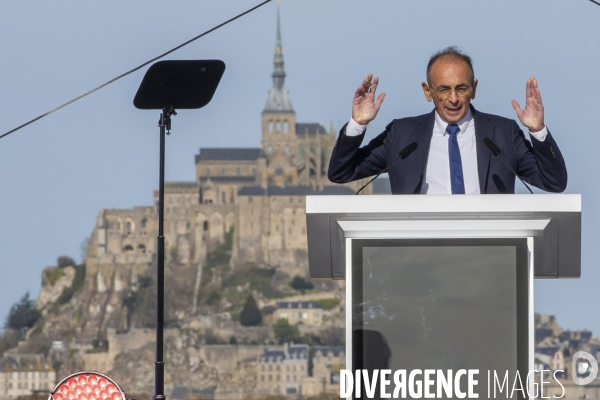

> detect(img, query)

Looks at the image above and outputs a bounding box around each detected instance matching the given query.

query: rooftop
[264,85,294,113]
[195,148,265,163]
[199,176,256,183]
[0,354,53,372]
[275,301,322,309]
[238,185,354,196]
[260,344,309,363]
[296,123,327,136]
[314,346,346,358]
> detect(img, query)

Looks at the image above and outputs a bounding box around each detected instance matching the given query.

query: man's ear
[422,82,433,102]
[471,79,478,100]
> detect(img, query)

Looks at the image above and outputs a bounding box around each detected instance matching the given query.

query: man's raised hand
[352,73,386,125]
[511,76,545,132]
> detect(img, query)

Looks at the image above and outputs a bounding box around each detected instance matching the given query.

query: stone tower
[261,4,299,187]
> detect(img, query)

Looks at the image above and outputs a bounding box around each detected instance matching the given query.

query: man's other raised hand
[511,76,546,133]
[352,73,386,126]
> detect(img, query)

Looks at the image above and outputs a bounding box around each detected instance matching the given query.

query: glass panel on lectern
[351,239,528,399]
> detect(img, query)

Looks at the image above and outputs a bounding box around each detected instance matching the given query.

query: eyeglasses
[432,85,472,99]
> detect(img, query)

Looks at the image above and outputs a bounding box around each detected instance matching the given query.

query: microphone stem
[356,155,403,195]
[496,154,533,194]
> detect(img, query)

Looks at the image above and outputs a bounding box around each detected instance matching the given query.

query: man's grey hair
[426,46,475,84]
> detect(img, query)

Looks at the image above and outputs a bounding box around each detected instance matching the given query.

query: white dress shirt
[344,111,548,194]
[425,110,479,194]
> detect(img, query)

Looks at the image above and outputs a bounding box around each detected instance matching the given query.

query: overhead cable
[0,0,272,140]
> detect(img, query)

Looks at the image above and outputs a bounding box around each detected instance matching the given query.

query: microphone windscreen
[398,142,418,159]
[483,138,501,156]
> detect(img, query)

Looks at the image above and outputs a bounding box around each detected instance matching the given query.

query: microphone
[483,138,533,194]
[355,142,418,195]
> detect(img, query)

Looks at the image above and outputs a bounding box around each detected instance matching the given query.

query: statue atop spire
[263,1,294,113]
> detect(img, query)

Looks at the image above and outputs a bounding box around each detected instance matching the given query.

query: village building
[273,301,323,326]
[302,346,346,396]
[0,354,55,400]
[256,343,309,396]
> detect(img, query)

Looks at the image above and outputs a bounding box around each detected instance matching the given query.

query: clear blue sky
[0,0,598,334]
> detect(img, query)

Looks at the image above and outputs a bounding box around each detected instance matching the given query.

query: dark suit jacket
[328,107,567,194]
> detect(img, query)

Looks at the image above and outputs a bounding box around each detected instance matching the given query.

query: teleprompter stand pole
[154,107,176,400]
[133,60,225,400]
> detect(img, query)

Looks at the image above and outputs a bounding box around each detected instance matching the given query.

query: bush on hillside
[45,268,65,286]
[123,275,157,329]
[57,255,76,268]
[239,295,262,326]
[273,318,300,344]
[290,276,313,294]
[315,298,340,310]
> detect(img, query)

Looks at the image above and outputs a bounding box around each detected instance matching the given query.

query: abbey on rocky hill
[85,8,374,293]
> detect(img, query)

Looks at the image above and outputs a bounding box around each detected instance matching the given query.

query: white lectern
[306,194,581,399]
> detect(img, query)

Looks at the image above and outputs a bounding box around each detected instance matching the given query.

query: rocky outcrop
[36,266,75,310]
[107,332,261,395]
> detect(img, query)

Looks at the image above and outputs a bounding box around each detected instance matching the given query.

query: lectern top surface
[306,194,581,214]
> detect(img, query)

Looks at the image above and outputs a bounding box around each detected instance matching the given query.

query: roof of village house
[195,148,265,163]
[558,329,595,343]
[275,301,322,309]
[238,185,354,196]
[199,176,256,183]
[0,354,53,371]
[536,327,554,343]
[535,346,561,356]
[314,346,345,357]
[581,331,593,341]
[260,344,308,363]
[261,348,285,362]
[171,387,214,400]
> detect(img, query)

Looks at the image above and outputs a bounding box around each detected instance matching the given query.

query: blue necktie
[447,124,465,194]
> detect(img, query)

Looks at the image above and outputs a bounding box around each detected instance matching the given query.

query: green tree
[239,295,262,326]
[206,290,222,306]
[57,255,76,268]
[5,292,40,334]
[169,246,178,261]
[273,318,300,344]
[123,275,156,329]
[319,326,344,346]
[52,361,63,375]
[290,276,314,294]
[204,329,223,345]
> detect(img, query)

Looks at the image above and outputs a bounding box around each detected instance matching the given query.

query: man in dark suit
[328,47,567,194]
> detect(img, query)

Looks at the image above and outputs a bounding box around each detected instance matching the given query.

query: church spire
[272,2,285,88]
[263,1,294,113]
